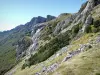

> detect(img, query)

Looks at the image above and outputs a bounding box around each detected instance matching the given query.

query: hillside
[0,0,100,75]
[0,15,55,75]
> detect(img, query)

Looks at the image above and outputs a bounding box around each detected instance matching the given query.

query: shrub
[72,25,79,34]
[71,24,82,38]
[91,25,98,33]
[25,31,31,36]
[93,20,100,27]
[21,64,26,70]
[96,73,100,75]
[28,31,71,66]
[84,25,92,33]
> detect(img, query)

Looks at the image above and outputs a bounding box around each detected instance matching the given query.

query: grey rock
[35,72,41,75]
[16,36,33,60]
[85,14,93,25]
[46,15,56,21]
[62,44,92,62]
[30,16,46,25]
[53,14,76,35]
[42,67,47,72]
[47,63,59,72]
[95,36,100,43]
[82,14,93,32]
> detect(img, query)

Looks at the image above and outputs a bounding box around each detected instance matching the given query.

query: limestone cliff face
[53,0,100,35]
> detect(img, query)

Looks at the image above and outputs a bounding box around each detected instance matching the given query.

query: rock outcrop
[16,36,33,60]
[46,15,56,22]
[16,15,55,60]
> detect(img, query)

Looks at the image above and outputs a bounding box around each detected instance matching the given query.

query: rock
[16,36,33,60]
[56,53,62,57]
[42,67,47,72]
[47,63,59,72]
[85,15,93,25]
[95,36,100,43]
[30,16,46,25]
[82,14,93,32]
[53,14,76,35]
[46,15,56,21]
[35,72,41,75]
[62,44,92,62]
[73,0,100,30]
[78,1,88,13]
[62,55,72,62]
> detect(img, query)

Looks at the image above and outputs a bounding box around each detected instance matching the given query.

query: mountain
[0,15,55,75]
[0,0,100,75]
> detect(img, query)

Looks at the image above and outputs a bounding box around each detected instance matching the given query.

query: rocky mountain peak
[30,16,46,25]
[81,0,100,14]
[46,15,56,21]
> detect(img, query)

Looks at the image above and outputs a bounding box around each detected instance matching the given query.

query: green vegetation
[50,43,100,75]
[25,31,31,36]
[71,23,83,38]
[85,19,100,33]
[0,27,32,75]
[40,21,59,40]
[85,25,92,33]
[0,38,16,75]
[96,73,100,75]
[23,31,71,67]
[4,2,100,75]
[22,22,83,68]
[93,20,100,27]
[91,25,98,33]
[18,36,33,49]
[40,13,72,41]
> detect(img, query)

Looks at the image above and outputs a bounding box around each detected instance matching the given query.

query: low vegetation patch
[85,19,100,33]
[22,31,71,68]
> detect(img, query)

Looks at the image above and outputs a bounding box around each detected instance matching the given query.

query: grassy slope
[49,33,100,75]
[0,28,31,75]
[7,32,100,75]
[0,35,16,75]
[50,45,100,75]
[5,14,72,75]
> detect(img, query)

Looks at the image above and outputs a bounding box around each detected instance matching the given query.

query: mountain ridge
[0,15,56,75]
[0,0,100,75]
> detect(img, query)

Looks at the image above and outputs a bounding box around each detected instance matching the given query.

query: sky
[0,0,86,31]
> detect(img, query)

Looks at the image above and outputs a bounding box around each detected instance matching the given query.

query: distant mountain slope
[0,15,55,75]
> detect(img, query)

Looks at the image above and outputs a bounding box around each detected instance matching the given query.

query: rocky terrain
[0,0,100,75]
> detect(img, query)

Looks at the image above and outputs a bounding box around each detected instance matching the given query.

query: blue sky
[0,0,86,31]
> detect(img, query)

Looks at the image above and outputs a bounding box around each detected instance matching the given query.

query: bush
[91,25,98,33]
[96,73,100,75]
[84,25,92,33]
[93,20,100,27]
[71,24,82,38]
[28,31,71,66]
[72,25,79,34]
[25,31,31,36]
[21,64,26,70]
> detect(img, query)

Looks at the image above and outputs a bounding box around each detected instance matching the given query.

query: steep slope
[0,15,55,75]
[4,0,100,75]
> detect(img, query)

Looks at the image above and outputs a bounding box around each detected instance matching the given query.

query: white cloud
[0,25,15,31]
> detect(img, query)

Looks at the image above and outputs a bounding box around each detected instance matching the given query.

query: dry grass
[50,44,100,75]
